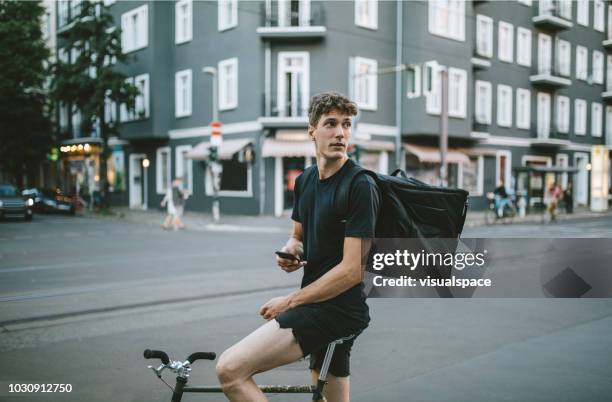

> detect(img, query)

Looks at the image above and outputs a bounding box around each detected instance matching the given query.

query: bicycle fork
[312,340,338,402]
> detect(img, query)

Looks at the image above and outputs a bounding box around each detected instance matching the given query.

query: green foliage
[0,0,53,186]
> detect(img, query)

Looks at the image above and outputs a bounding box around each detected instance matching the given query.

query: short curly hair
[308,92,358,127]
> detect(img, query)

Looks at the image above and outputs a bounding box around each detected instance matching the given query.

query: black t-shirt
[291,159,380,324]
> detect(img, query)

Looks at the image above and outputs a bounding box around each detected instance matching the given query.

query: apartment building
[54,0,611,215]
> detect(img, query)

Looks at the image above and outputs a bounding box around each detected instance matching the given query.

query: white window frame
[516,88,531,130]
[448,67,467,118]
[497,84,513,128]
[277,52,310,117]
[516,27,532,67]
[134,73,149,119]
[558,0,572,20]
[354,0,378,30]
[427,0,466,42]
[498,21,514,63]
[120,77,134,122]
[426,65,443,115]
[175,145,193,195]
[218,0,238,32]
[175,0,193,45]
[351,57,378,111]
[219,58,238,111]
[476,14,493,58]
[592,102,603,137]
[205,161,253,197]
[495,150,512,191]
[594,0,605,32]
[175,69,192,118]
[475,80,492,124]
[537,92,551,138]
[538,33,552,75]
[156,147,171,195]
[577,0,589,27]
[556,95,570,133]
[606,106,612,145]
[608,5,612,40]
[575,99,587,135]
[593,51,604,84]
[576,46,588,81]
[556,39,571,77]
[608,55,612,91]
[121,5,148,54]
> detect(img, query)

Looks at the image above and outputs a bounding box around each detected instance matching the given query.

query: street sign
[210,121,222,147]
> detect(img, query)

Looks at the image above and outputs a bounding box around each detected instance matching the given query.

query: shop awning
[403,144,470,165]
[261,139,315,158]
[353,139,395,152]
[186,138,252,160]
[457,147,498,157]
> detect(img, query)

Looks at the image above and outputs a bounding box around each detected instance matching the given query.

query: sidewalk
[87,205,612,232]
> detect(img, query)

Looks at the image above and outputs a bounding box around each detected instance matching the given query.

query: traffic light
[208,146,218,162]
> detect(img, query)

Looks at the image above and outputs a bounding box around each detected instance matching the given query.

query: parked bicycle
[144,336,353,401]
[485,192,516,224]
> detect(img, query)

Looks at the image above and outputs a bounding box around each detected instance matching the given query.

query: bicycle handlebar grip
[187,352,216,363]
[143,349,170,365]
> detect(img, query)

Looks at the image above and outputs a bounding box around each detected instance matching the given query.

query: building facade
[54,0,612,215]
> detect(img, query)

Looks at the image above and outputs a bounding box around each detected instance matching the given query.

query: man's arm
[276,221,307,273]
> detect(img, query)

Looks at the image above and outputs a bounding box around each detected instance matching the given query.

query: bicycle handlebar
[187,352,216,363]
[143,349,170,365]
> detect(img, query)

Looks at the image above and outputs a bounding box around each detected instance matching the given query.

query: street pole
[203,67,221,223]
[439,67,448,187]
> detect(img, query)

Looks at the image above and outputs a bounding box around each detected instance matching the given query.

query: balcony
[472,116,491,134]
[259,94,309,128]
[602,86,612,103]
[532,2,573,31]
[530,66,571,88]
[531,126,570,148]
[257,2,326,40]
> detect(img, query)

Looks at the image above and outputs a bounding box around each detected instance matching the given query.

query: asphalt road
[1,214,611,402]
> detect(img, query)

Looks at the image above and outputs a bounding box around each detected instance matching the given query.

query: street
[1,214,611,402]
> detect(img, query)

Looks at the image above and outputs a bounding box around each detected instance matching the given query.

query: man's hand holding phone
[275,247,306,273]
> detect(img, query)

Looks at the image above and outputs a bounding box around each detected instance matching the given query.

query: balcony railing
[532,1,573,30]
[472,116,490,133]
[530,65,571,87]
[531,125,570,147]
[262,93,308,119]
[260,2,325,28]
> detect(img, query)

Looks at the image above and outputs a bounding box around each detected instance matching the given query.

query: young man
[216,92,379,402]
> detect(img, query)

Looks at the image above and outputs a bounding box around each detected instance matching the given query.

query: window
[516,27,531,67]
[575,99,587,135]
[59,103,69,129]
[156,147,171,194]
[576,46,588,80]
[426,65,442,115]
[121,5,148,53]
[462,156,484,196]
[593,51,604,84]
[175,0,193,44]
[497,85,513,127]
[175,145,193,195]
[351,57,378,110]
[58,47,69,64]
[556,96,570,133]
[577,0,589,26]
[120,77,134,122]
[219,58,238,110]
[104,90,117,123]
[592,102,603,137]
[355,0,378,30]
[218,0,238,31]
[428,0,465,42]
[608,55,612,91]
[58,0,69,26]
[475,80,492,124]
[175,70,192,118]
[277,0,311,27]
[278,52,309,117]
[495,150,512,191]
[606,106,612,144]
[498,21,514,63]
[608,5,612,40]
[537,92,551,138]
[206,158,253,196]
[134,74,149,119]
[594,0,605,32]
[556,39,571,77]
[476,15,493,58]
[516,88,531,130]
[558,0,572,19]
[448,67,467,118]
[72,106,82,138]
[538,33,552,74]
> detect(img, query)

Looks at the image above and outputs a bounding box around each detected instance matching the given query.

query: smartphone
[275,251,300,262]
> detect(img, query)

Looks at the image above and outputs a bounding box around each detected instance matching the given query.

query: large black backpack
[335,166,469,239]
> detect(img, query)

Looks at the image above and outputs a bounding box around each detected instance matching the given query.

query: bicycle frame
[146,338,348,402]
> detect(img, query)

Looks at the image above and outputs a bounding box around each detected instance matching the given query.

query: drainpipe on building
[394,0,403,170]
[440,67,448,187]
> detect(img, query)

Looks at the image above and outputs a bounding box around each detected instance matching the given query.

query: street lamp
[203,66,222,223]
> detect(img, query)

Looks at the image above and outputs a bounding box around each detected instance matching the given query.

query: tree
[50,0,138,208]
[0,1,53,187]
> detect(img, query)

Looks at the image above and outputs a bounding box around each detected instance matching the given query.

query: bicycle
[144,336,353,401]
[484,192,516,225]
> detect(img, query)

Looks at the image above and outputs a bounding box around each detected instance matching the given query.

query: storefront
[58,137,102,204]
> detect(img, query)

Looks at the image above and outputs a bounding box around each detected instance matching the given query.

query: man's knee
[216,348,247,390]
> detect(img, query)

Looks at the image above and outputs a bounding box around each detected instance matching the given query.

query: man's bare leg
[216,319,304,401]
[311,370,350,402]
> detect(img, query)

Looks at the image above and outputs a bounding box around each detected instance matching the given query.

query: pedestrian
[545,181,562,222]
[215,92,377,402]
[160,177,188,230]
[160,182,177,230]
[563,182,573,214]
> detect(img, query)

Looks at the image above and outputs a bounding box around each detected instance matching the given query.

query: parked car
[22,188,76,215]
[0,184,33,221]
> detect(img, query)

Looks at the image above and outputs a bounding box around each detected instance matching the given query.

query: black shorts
[275,304,367,377]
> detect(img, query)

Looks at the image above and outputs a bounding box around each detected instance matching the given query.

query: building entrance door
[574,153,589,206]
[129,154,146,209]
